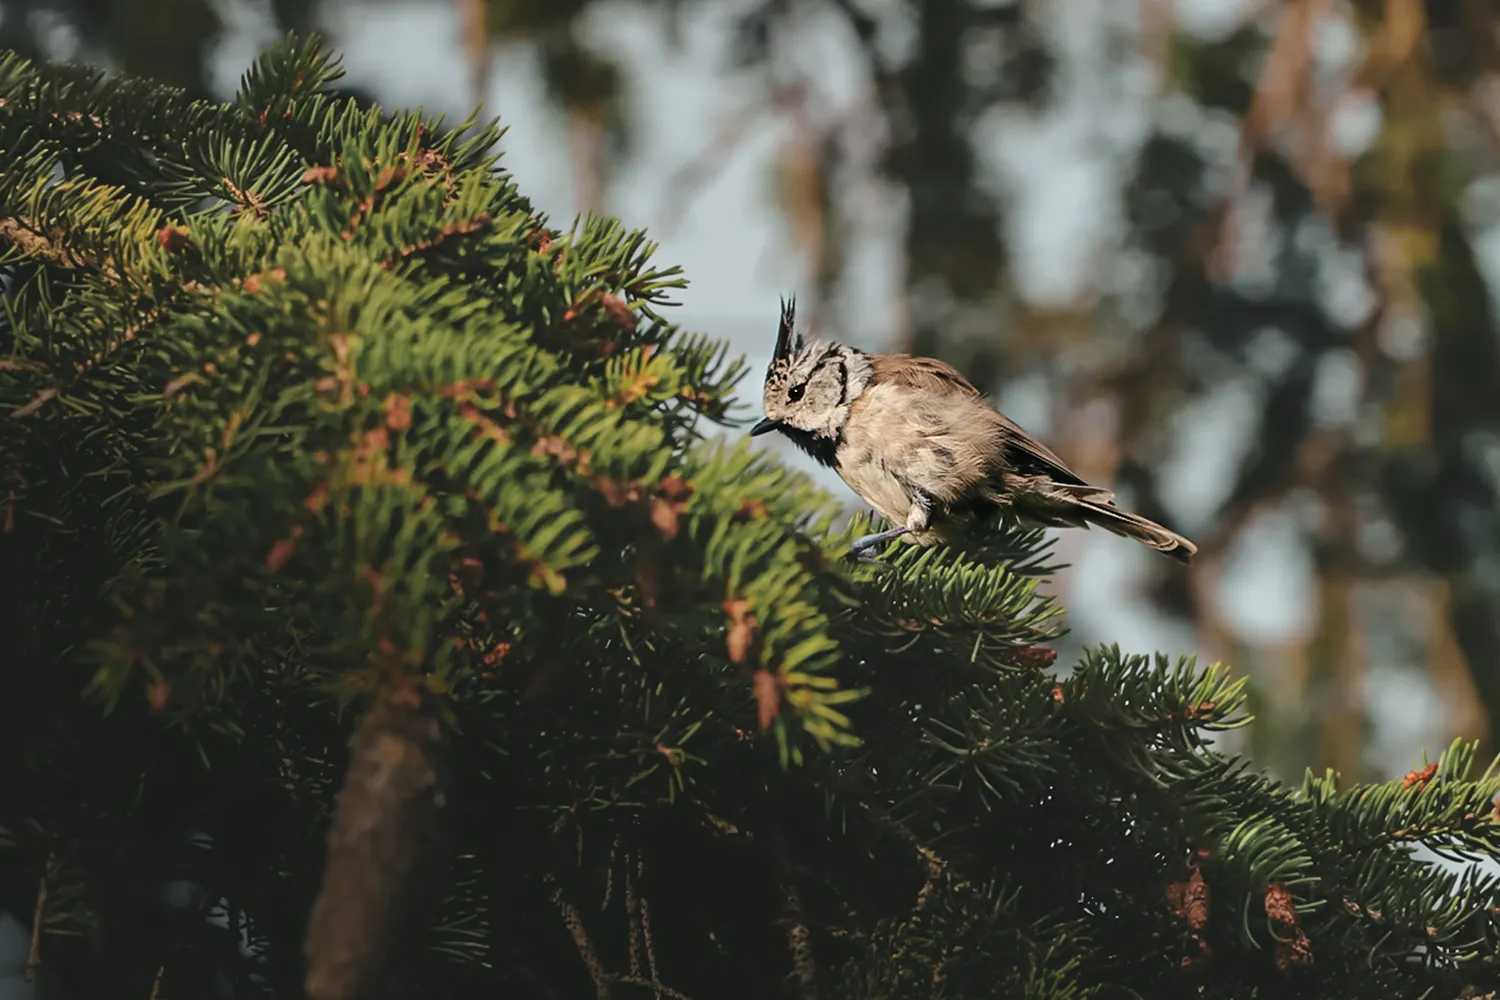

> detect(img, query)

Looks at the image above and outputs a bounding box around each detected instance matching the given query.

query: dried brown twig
[23,854,50,982]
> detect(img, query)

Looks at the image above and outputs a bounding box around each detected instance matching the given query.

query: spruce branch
[0,217,89,269]
[304,688,450,1000]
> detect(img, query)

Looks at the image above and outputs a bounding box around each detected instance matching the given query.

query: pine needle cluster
[2,35,1498,1000]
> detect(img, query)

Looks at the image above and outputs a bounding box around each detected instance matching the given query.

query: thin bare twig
[853,799,949,916]
[623,851,643,978]
[612,976,697,1000]
[545,871,612,1000]
[780,880,818,1000]
[601,836,620,912]
[766,804,817,1000]
[24,853,52,982]
[637,853,662,999]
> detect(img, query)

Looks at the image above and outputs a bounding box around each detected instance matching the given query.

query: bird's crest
[766,296,805,387]
[774,297,802,359]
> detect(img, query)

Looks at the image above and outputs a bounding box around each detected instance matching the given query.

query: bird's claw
[845,526,909,572]
[844,548,892,572]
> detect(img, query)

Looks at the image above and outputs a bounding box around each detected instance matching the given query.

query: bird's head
[751,298,871,442]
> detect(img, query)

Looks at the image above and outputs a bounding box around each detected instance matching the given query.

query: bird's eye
[787,384,805,403]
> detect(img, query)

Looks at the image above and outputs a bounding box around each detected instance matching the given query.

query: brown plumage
[751,299,1196,565]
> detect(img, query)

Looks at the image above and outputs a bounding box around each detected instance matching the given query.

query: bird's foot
[843,526,909,570]
[845,551,893,572]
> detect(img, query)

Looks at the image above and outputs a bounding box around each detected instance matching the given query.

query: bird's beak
[749,417,780,437]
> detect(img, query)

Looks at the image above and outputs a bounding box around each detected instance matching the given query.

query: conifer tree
[3,35,1500,1000]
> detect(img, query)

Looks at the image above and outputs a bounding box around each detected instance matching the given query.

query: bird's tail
[1011,485,1197,564]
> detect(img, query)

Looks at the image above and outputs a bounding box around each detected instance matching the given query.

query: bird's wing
[870,354,985,397]
[988,411,1095,489]
[871,354,1094,490]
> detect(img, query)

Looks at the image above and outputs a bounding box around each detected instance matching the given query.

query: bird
[748,298,1196,566]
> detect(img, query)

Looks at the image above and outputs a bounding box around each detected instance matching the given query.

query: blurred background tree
[5,0,1498,789]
